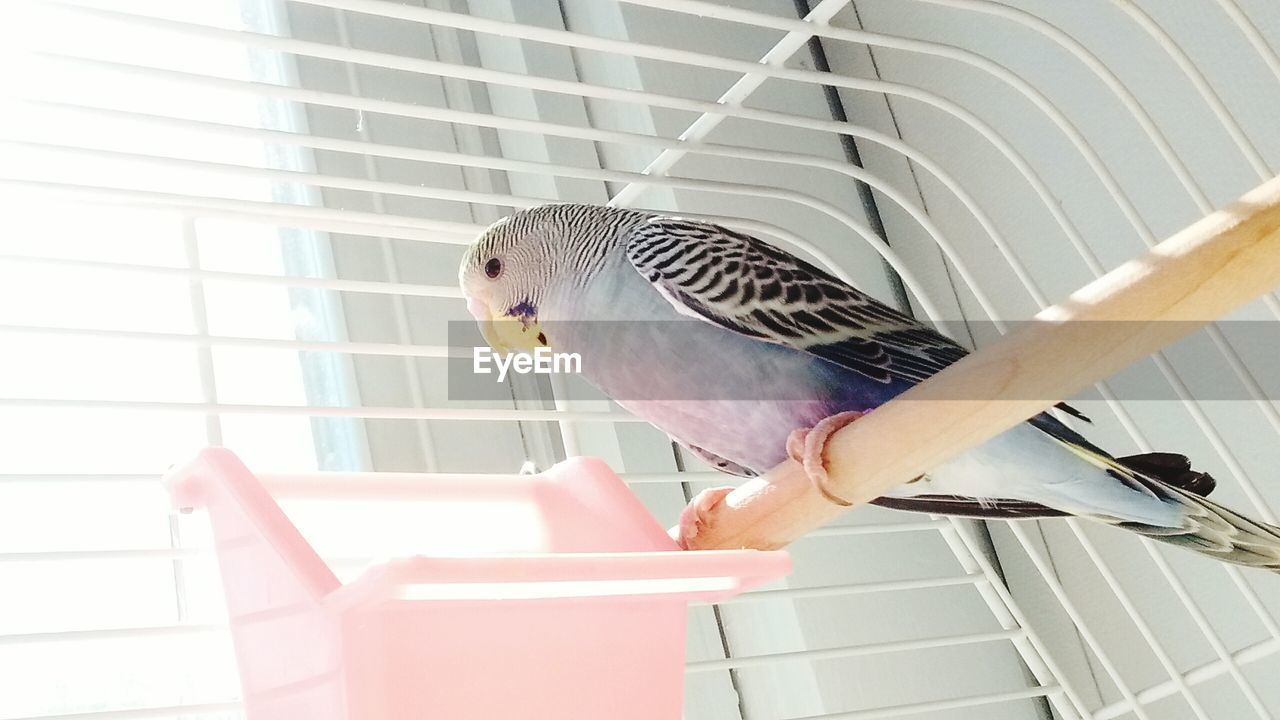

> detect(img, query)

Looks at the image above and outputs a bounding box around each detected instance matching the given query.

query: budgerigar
[459,203,1280,570]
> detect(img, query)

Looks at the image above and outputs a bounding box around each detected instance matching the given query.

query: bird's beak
[465,295,548,353]
[466,296,503,351]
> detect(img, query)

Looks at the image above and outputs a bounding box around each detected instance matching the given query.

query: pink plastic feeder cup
[165,448,790,720]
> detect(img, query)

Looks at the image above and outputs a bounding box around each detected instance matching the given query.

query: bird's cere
[473,346,582,382]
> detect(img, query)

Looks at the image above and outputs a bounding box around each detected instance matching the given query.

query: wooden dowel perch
[677,175,1280,551]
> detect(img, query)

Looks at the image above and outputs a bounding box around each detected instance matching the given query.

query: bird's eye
[484,257,502,279]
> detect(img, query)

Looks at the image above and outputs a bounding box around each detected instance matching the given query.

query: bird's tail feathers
[1119,471,1280,572]
[1115,452,1217,498]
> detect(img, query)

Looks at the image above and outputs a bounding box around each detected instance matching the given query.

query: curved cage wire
[2,1,1280,719]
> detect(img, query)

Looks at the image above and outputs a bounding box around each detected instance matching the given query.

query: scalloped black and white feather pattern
[626,217,969,386]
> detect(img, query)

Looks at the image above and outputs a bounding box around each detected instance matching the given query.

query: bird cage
[3,2,1280,720]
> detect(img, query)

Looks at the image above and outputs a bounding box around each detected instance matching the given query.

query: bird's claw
[786,410,865,507]
[675,486,734,550]
[674,410,865,548]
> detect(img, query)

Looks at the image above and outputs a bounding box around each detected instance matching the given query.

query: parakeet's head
[459,203,646,352]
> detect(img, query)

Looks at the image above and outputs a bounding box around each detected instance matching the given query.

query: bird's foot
[786,410,865,507]
[674,486,735,550]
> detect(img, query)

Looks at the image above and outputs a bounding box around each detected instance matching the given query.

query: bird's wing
[624,216,1125,515]
[624,216,968,386]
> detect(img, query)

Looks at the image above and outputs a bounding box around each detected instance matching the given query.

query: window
[2,1,359,716]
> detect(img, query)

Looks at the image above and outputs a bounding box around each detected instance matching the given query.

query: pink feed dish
[165,448,790,719]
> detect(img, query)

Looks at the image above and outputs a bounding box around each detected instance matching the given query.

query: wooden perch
[678,175,1280,551]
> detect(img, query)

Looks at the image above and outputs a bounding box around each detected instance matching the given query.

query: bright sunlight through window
[1,2,355,716]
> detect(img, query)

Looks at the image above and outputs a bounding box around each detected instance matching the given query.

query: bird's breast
[545,310,873,473]
[539,260,899,472]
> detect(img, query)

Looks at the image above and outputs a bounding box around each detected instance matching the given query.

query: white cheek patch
[465,297,490,323]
